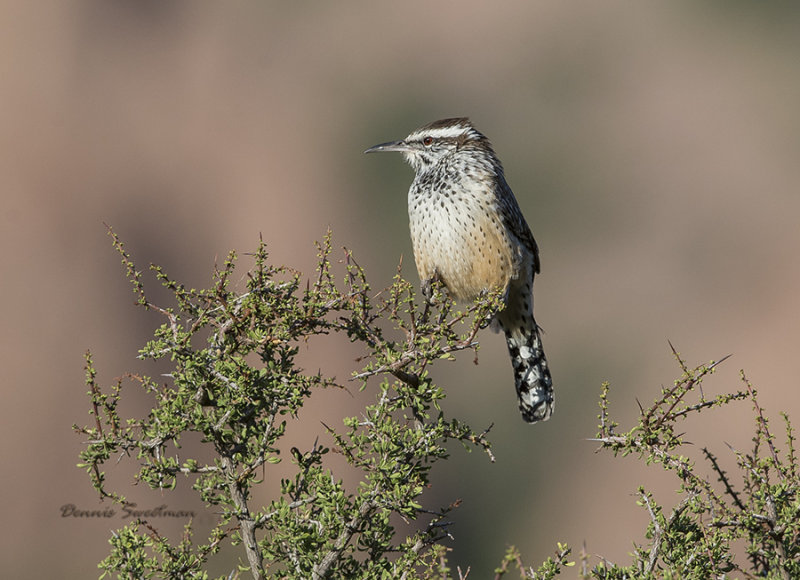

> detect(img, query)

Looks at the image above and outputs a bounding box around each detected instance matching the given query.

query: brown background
[2,2,799,577]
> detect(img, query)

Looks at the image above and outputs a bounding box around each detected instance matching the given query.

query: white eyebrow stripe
[409,125,471,140]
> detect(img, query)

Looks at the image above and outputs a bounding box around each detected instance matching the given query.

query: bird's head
[365,117,489,174]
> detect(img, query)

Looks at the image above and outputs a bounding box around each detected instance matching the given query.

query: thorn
[708,353,733,370]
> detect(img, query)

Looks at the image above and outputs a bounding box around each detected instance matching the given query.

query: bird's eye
[422,137,433,146]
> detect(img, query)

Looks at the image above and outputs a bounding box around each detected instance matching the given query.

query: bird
[365,117,554,423]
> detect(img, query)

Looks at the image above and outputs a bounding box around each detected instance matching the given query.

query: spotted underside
[410,182,518,301]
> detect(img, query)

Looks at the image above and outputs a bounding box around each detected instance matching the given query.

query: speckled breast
[408,178,515,302]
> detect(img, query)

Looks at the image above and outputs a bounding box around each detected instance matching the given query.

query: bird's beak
[364,140,412,154]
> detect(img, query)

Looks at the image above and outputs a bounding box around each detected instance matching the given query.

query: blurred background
[2,1,799,577]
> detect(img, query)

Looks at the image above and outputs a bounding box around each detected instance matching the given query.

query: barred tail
[499,311,554,423]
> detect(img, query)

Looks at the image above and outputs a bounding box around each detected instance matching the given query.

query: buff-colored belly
[411,209,515,301]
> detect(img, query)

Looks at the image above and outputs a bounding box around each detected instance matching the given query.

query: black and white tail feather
[499,316,553,422]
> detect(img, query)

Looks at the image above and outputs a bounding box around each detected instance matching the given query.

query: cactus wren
[365,117,554,423]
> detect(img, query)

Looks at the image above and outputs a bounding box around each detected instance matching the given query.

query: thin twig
[311,498,377,580]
